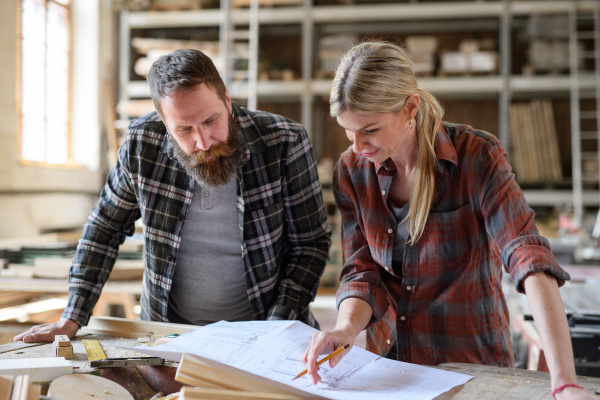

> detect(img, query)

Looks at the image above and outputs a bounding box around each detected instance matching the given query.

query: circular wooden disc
[48,374,134,400]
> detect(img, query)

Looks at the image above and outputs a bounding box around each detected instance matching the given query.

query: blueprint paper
[130,320,294,367]
[131,320,473,400]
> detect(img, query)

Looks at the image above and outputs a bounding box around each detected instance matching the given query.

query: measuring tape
[82,339,107,362]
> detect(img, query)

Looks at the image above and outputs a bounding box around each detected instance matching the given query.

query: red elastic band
[552,383,584,398]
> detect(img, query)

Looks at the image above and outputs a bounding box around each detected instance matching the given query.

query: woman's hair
[330,41,444,244]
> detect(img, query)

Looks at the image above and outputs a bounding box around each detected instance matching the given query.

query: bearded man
[15,49,331,342]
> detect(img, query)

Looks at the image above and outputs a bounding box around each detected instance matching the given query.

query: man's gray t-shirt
[167,177,253,325]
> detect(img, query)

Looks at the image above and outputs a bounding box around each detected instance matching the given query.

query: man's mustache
[180,140,238,167]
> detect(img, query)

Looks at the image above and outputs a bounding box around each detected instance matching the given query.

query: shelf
[127,1,599,29]
[523,190,600,207]
[511,74,599,94]
[123,74,600,99]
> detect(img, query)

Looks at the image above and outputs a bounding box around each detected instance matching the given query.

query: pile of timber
[509,99,563,184]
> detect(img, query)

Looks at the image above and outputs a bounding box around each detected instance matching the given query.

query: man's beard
[168,114,245,188]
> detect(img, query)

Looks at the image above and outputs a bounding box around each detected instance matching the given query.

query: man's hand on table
[13,318,79,343]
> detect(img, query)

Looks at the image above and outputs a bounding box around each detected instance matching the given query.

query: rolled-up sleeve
[478,140,570,293]
[333,159,390,326]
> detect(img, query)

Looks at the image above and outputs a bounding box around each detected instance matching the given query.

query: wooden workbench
[0,333,183,399]
[0,335,599,400]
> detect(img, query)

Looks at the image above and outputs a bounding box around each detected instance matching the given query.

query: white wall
[0,0,114,238]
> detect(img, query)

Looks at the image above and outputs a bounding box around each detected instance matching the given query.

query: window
[19,0,71,165]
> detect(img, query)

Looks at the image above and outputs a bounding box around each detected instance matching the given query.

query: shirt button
[204,191,209,197]
[387,339,391,345]
[387,228,393,234]
[384,266,389,271]
[382,190,386,196]
[167,255,174,262]
[400,316,406,321]
[406,286,412,290]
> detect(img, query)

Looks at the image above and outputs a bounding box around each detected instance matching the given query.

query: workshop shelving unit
[117,0,600,224]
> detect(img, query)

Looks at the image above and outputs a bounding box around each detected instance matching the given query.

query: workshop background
[1,0,600,377]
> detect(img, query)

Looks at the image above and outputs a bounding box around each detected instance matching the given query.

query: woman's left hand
[555,386,598,399]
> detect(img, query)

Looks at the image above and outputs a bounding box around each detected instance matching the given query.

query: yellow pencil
[292,344,351,381]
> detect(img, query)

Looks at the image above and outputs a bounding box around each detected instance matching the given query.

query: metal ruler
[82,339,107,362]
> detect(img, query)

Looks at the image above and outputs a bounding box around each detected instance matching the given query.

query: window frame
[17,0,80,169]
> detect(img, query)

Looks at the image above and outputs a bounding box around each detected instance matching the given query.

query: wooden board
[82,317,197,340]
[175,353,318,399]
[10,375,40,400]
[0,376,14,400]
[48,374,134,400]
[0,357,72,382]
[32,258,144,281]
[180,387,313,400]
[0,342,45,356]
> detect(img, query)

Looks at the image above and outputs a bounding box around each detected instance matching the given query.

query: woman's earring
[409,119,413,129]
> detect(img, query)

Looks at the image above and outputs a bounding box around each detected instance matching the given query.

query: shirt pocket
[420,203,475,278]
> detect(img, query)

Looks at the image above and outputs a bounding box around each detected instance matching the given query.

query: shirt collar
[374,122,458,175]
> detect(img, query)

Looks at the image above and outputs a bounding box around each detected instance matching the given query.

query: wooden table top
[1,336,600,400]
[435,363,600,400]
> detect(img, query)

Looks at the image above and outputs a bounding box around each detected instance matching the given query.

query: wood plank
[509,104,525,181]
[0,358,72,382]
[180,387,311,400]
[32,258,144,281]
[0,279,142,294]
[543,100,563,180]
[48,374,134,400]
[81,317,197,339]
[0,342,45,356]
[531,100,551,182]
[0,376,14,400]
[175,353,318,399]
[9,375,40,400]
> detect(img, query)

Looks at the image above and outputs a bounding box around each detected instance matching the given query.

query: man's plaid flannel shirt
[62,104,331,328]
[333,122,570,366]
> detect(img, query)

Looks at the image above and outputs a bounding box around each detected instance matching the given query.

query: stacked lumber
[132,38,219,77]
[0,375,40,400]
[175,354,313,399]
[509,99,563,183]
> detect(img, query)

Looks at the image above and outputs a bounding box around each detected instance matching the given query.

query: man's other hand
[13,318,79,343]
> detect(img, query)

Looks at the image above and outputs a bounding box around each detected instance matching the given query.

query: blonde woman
[302,42,594,400]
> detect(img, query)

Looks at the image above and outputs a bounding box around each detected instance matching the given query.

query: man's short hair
[147,49,227,116]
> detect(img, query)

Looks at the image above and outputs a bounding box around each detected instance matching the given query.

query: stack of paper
[131,321,472,400]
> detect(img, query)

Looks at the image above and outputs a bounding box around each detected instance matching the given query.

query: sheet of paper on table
[130,320,473,400]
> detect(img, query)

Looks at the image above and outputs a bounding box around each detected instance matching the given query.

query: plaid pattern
[334,122,570,366]
[62,104,331,328]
